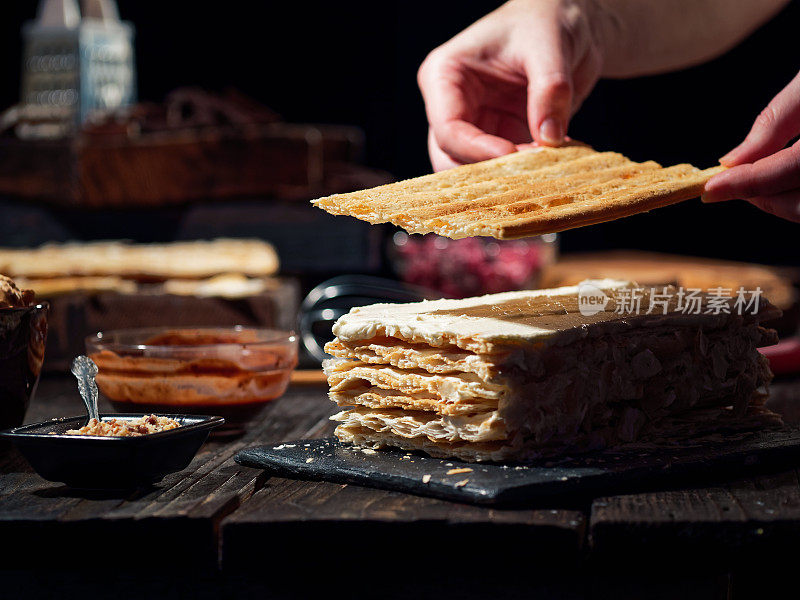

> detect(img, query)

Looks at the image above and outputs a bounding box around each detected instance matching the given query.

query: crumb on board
[361,448,377,455]
[446,467,473,475]
[454,479,469,488]
[422,474,431,484]
[305,458,314,463]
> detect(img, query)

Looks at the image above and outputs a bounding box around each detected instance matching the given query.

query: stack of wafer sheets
[324,280,782,462]
[312,144,724,239]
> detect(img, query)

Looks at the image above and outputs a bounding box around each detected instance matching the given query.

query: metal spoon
[71,355,100,423]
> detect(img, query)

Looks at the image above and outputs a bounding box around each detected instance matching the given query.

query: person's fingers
[523,25,573,146]
[489,111,532,145]
[720,70,800,167]
[431,119,518,165]
[427,128,463,171]
[702,143,800,203]
[569,44,603,117]
[515,136,576,153]
[748,192,800,223]
[419,51,517,165]
[515,142,540,152]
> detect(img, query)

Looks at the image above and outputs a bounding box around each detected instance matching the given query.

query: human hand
[418,0,611,171]
[702,70,800,222]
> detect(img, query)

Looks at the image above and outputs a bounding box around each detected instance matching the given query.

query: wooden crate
[0,123,384,207]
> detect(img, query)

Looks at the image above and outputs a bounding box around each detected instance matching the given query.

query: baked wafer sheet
[312,144,723,239]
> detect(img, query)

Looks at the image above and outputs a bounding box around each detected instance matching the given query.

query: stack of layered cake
[324,280,782,462]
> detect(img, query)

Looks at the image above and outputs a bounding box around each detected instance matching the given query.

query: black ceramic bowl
[0,303,48,430]
[0,413,224,489]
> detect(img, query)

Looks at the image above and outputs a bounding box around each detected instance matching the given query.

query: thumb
[524,32,573,146]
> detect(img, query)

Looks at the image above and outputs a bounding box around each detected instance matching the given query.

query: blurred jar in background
[390,232,558,298]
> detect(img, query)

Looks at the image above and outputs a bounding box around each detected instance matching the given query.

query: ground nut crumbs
[65,415,181,437]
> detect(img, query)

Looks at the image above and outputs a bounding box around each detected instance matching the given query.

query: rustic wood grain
[4,373,800,597]
[220,476,588,597]
[0,377,335,570]
[0,124,389,208]
[221,476,587,573]
[589,469,800,568]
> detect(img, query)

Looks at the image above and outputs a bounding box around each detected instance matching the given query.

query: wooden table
[1,375,798,599]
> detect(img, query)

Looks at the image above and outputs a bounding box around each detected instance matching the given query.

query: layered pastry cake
[324,280,782,462]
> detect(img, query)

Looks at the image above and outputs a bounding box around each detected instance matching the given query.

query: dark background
[1,0,798,265]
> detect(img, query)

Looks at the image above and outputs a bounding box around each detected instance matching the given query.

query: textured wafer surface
[324,359,504,402]
[334,401,783,463]
[325,337,502,380]
[332,407,506,444]
[312,145,724,239]
[0,238,279,280]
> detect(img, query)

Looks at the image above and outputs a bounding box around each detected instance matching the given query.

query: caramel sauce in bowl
[85,327,298,435]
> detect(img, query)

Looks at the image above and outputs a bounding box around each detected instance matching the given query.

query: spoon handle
[71,355,100,422]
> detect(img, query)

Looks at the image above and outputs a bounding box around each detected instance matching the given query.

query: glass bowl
[85,327,297,434]
[389,232,558,298]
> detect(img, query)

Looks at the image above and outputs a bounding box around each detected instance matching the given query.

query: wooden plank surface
[0,376,334,570]
[221,394,588,577]
[221,476,586,567]
[220,475,587,598]
[1,376,589,577]
[589,469,800,568]
[3,373,800,592]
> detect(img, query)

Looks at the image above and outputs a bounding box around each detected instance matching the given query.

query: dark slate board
[235,429,800,506]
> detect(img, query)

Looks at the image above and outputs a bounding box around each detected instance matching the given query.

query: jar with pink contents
[389,232,558,299]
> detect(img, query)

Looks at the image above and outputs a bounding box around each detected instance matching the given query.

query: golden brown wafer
[312,144,724,239]
[0,239,279,280]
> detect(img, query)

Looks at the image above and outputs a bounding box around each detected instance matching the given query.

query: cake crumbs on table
[454,479,469,487]
[305,458,314,463]
[361,448,377,455]
[422,474,431,484]
[446,467,473,475]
